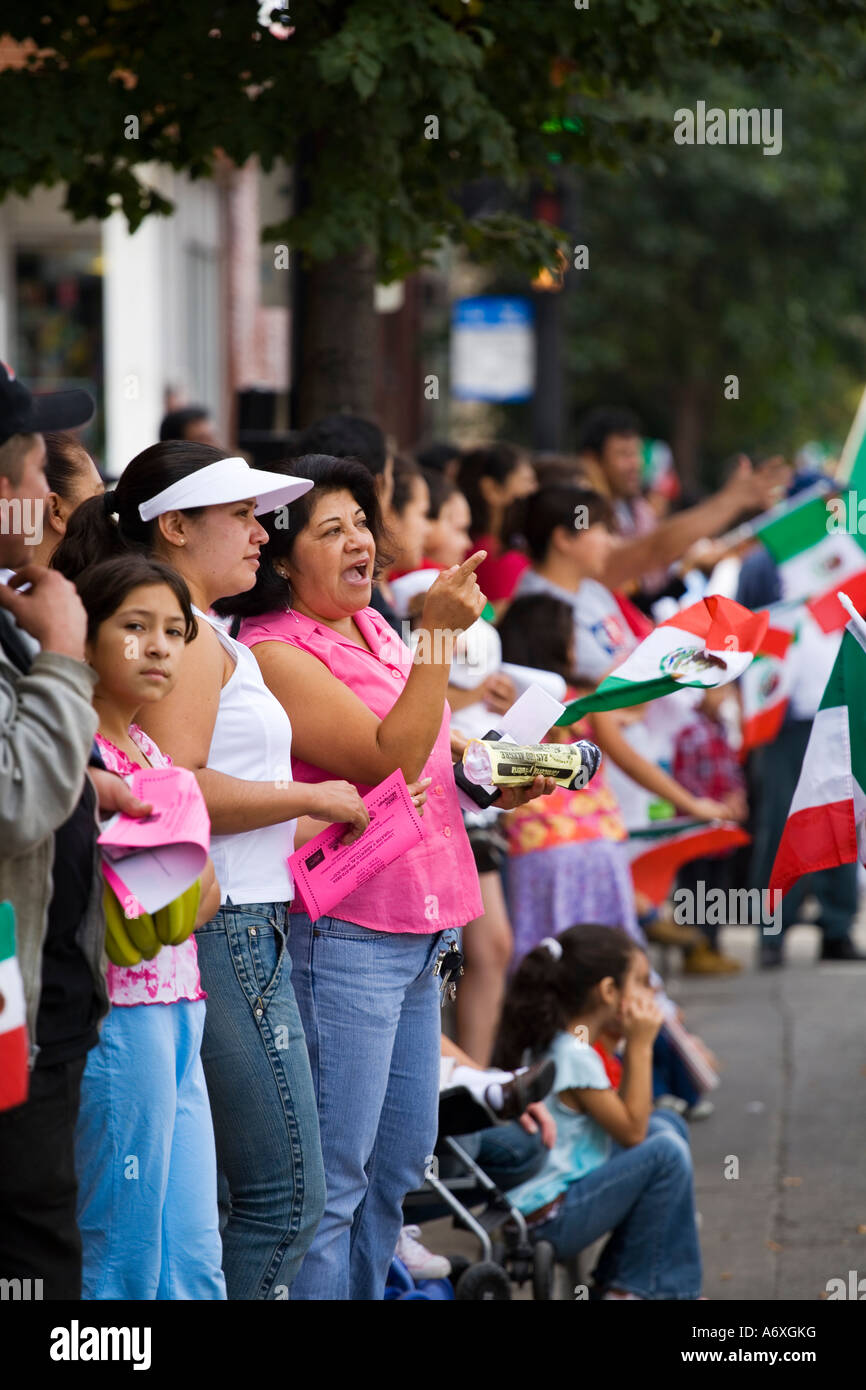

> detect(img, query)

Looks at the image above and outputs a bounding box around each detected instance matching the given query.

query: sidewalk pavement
[664,918,866,1301]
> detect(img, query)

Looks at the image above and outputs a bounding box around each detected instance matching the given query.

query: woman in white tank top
[55,444,369,1300]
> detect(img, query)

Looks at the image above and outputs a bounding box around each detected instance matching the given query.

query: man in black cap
[0,364,149,1298]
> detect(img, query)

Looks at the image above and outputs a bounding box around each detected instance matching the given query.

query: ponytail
[493,923,636,1069]
[52,440,229,581]
[51,492,136,579]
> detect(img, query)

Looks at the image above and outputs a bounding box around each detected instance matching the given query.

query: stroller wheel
[532,1240,556,1301]
[446,1254,471,1289]
[455,1261,512,1301]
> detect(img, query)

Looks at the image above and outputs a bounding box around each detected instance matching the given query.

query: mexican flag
[754,493,866,634]
[0,901,29,1113]
[739,605,799,756]
[557,594,768,725]
[769,593,866,898]
[626,819,751,906]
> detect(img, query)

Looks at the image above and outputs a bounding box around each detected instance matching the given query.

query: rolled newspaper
[462,738,602,790]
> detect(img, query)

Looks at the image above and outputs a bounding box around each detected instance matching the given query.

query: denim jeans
[196,901,326,1299]
[75,999,225,1299]
[534,1110,702,1299]
[652,1028,700,1110]
[287,911,445,1300]
[460,1120,548,1191]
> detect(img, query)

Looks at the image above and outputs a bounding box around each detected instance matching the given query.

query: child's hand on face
[621,993,664,1047]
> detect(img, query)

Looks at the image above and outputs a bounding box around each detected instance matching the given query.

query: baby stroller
[397,1073,558,1301]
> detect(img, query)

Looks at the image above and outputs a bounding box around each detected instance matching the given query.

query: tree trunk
[295,247,377,427]
[671,380,706,492]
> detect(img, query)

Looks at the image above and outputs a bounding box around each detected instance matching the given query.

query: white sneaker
[686,1099,715,1121]
[655,1094,688,1115]
[395,1226,452,1280]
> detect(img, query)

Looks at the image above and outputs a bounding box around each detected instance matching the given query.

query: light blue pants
[287,912,446,1300]
[75,998,226,1300]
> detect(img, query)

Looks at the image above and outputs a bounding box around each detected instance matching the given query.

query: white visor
[138,456,314,523]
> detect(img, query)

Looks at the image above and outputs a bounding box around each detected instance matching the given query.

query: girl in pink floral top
[95,723,205,1007]
[72,556,225,1300]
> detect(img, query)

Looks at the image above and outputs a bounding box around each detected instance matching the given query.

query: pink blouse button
[434,785,444,796]
[391,669,401,678]
[443,826,452,837]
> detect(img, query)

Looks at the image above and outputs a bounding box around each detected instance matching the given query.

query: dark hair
[215,454,388,619]
[493,925,638,1069]
[42,431,94,500]
[497,595,576,681]
[416,440,460,474]
[520,485,611,564]
[74,555,197,645]
[457,442,524,536]
[52,441,229,581]
[532,453,588,489]
[297,414,387,476]
[159,406,211,442]
[390,455,426,517]
[575,406,642,459]
[422,467,456,520]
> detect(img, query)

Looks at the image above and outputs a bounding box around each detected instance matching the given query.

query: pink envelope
[98,766,211,915]
[288,770,424,922]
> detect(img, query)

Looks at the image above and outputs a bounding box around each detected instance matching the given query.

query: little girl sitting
[493,923,703,1300]
[73,555,224,1299]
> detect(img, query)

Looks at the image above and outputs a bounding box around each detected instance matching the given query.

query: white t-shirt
[195,609,297,905]
[515,570,637,682]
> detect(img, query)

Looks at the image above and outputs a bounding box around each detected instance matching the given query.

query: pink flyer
[288,769,425,921]
[98,766,211,915]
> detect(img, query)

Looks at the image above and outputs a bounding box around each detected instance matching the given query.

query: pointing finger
[455,549,487,576]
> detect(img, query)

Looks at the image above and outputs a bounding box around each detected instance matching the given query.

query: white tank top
[194,608,296,905]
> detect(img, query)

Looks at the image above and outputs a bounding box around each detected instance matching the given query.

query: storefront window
[15,246,104,461]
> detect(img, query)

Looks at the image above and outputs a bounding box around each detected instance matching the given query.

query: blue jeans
[652,1028,700,1109]
[288,911,445,1300]
[75,999,226,1299]
[534,1111,702,1299]
[460,1120,548,1191]
[196,901,326,1299]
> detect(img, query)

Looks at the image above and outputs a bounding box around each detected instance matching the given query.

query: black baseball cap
[0,361,94,448]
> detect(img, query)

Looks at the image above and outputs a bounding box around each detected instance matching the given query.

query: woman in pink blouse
[220,454,556,1300]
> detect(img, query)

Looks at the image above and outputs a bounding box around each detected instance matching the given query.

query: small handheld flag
[557,594,768,725]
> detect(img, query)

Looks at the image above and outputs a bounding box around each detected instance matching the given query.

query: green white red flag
[557,595,768,725]
[626,819,751,906]
[754,493,866,633]
[739,603,800,756]
[0,901,28,1113]
[769,593,866,897]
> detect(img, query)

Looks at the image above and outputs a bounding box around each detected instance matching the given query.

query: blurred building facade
[0,149,292,475]
[0,20,447,473]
